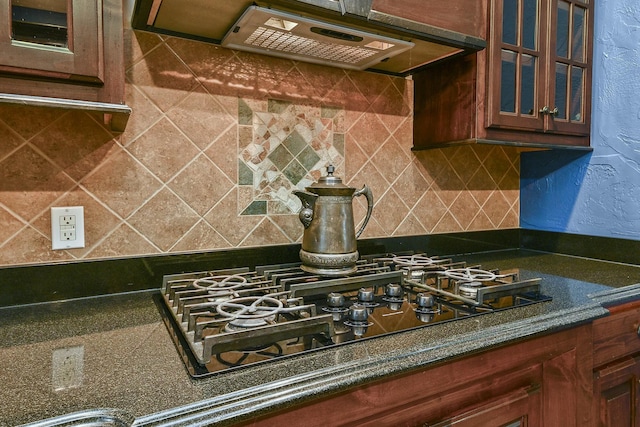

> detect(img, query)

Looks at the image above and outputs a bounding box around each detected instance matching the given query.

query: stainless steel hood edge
[131,0,487,76]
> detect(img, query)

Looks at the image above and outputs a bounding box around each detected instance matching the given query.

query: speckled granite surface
[5,249,640,427]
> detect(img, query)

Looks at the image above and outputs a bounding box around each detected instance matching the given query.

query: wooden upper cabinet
[488,0,592,136]
[0,0,130,131]
[413,0,594,149]
[0,0,102,84]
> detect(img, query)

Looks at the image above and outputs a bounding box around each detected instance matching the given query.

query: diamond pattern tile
[0,28,522,267]
[82,149,162,219]
[127,117,199,182]
[168,154,234,216]
[0,146,75,222]
[128,188,200,251]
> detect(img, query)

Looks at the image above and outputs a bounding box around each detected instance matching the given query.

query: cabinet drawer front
[593,305,640,367]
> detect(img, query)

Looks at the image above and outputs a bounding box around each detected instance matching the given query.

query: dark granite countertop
[5,248,640,427]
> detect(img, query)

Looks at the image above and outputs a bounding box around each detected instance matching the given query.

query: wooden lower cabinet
[594,356,640,427]
[238,325,593,427]
[593,300,640,427]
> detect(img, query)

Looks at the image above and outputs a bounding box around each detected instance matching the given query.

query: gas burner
[392,254,440,267]
[390,254,452,279]
[193,275,250,299]
[217,295,283,331]
[441,268,501,282]
[458,281,483,299]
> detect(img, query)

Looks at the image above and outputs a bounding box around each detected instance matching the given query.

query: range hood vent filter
[222,6,414,71]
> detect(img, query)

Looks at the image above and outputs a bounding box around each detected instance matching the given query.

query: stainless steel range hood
[131,0,486,75]
[222,6,414,71]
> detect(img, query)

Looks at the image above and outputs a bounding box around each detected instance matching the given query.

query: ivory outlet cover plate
[51,206,85,250]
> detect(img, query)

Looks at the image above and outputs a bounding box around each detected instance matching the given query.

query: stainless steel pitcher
[293,165,373,276]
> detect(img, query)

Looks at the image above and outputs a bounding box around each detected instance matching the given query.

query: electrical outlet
[52,346,84,391]
[51,206,85,250]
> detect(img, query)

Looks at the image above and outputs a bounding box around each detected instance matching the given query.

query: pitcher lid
[307,165,353,193]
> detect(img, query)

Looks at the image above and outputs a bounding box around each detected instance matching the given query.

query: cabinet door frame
[594,355,640,427]
[487,0,548,132]
[0,0,103,83]
[545,0,592,136]
[486,0,592,137]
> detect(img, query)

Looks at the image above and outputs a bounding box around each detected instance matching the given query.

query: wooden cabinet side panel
[413,54,477,148]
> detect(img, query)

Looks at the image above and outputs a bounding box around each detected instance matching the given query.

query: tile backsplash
[0,29,519,267]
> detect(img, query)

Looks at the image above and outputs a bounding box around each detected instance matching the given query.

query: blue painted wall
[520,0,640,241]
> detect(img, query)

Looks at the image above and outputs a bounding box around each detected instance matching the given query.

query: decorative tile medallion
[238,98,344,215]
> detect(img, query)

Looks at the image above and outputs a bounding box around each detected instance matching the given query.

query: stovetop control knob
[416,292,435,308]
[348,304,369,322]
[327,292,345,308]
[358,288,375,303]
[385,283,403,299]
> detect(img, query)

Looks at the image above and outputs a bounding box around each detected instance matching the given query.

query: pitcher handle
[353,185,373,238]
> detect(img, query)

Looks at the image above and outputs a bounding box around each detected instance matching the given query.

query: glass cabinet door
[0,0,102,84]
[488,0,591,136]
[547,0,591,135]
[488,0,548,131]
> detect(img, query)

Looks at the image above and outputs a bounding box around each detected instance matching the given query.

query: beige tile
[204,125,238,181]
[172,220,229,251]
[30,111,116,181]
[296,62,347,101]
[86,223,158,258]
[0,145,75,222]
[394,212,428,236]
[240,218,291,247]
[412,192,448,233]
[125,43,199,112]
[350,71,394,107]
[483,191,513,228]
[128,188,200,251]
[205,191,261,246]
[82,148,161,219]
[370,136,411,185]
[449,192,482,230]
[127,117,199,182]
[372,189,410,234]
[166,87,235,150]
[120,83,164,145]
[432,211,463,233]
[270,214,304,242]
[0,28,520,267]
[168,154,234,216]
[0,226,69,265]
[0,208,25,246]
[393,162,431,207]
[370,79,412,121]
[0,120,24,160]
[349,112,391,158]
[0,104,61,140]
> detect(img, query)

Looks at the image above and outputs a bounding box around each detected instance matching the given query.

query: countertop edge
[132,303,610,427]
